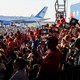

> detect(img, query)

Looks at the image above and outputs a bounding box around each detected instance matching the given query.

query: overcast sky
[0,0,80,21]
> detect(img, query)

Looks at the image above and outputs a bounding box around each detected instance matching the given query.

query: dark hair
[30,31,33,35]
[0,35,3,39]
[49,29,53,33]
[16,57,28,69]
[10,52,16,60]
[17,30,20,34]
[47,36,58,50]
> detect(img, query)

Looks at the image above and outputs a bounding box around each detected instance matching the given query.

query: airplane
[0,6,49,25]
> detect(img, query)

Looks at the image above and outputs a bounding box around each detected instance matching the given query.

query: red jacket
[39,49,61,77]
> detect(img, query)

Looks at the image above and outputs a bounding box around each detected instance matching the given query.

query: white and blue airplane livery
[0,6,49,25]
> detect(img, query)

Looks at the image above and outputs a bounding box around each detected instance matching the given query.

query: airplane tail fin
[35,6,48,18]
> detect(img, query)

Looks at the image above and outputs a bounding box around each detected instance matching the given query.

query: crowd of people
[0,17,80,80]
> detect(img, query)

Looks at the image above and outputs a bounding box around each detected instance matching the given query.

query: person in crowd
[32,35,40,49]
[9,57,29,80]
[74,38,80,66]
[3,52,16,80]
[37,36,62,80]
[0,57,6,73]
[60,15,65,26]
[29,64,39,80]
